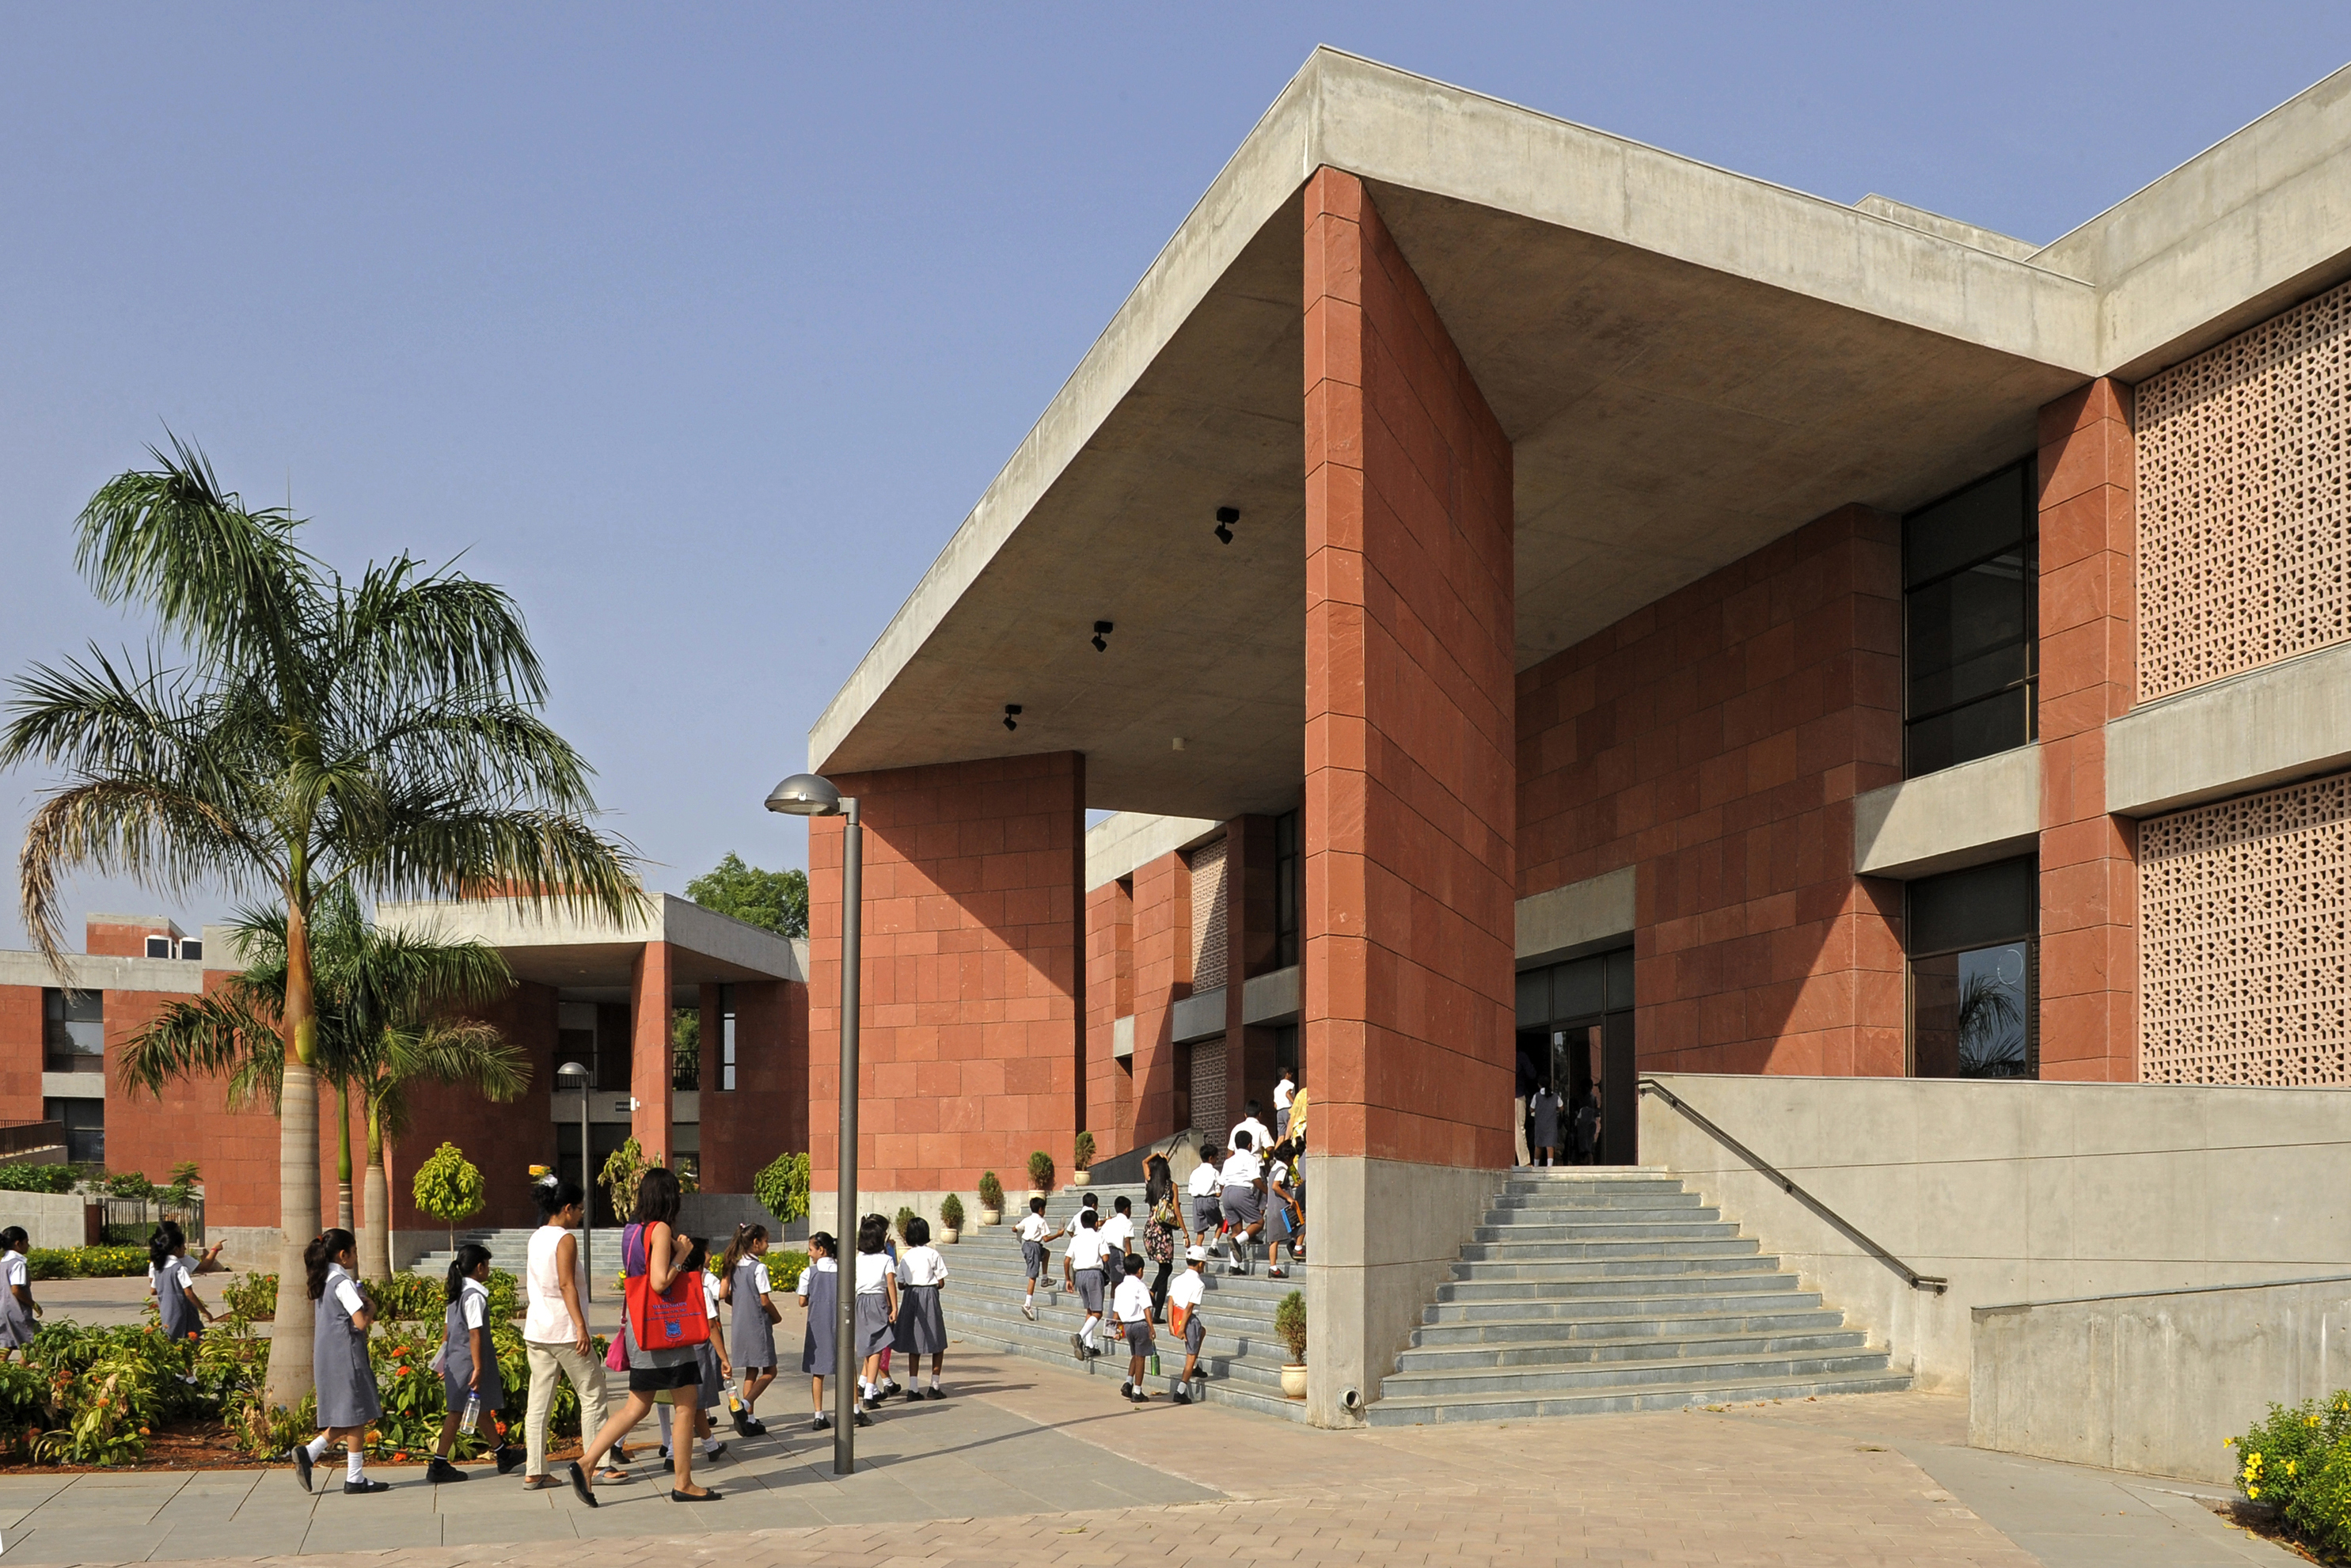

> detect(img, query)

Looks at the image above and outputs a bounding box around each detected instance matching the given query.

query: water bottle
[1147,1353,1160,1378]
[458,1392,482,1436]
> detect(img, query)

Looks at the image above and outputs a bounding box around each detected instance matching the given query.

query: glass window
[720,984,737,1092]
[1905,462,2036,775]
[1908,856,2036,1080]
[1274,810,1301,970]
[43,989,103,1072]
[44,1098,103,1165]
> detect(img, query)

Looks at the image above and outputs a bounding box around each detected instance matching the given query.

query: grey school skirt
[894,1283,948,1355]
[854,1290,894,1357]
[692,1340,724,1410]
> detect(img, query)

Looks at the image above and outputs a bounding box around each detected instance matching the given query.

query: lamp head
[766,773,844,817]
[556,1061,591,1087]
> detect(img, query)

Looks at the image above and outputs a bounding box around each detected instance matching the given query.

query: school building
[798,50,2351,1423]
[0,901,804,1266]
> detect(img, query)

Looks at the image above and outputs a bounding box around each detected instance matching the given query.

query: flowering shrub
[2231,1392,2351,1555]
[0,1322,221,1464]
[224,1269,519,1326]
[25,1247,147,1280]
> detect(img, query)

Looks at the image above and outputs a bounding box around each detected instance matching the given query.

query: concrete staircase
[938,1183,1309,1422]
[1365,1167,1909,1426]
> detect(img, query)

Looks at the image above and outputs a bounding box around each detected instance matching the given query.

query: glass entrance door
[1516,947,1638,1164]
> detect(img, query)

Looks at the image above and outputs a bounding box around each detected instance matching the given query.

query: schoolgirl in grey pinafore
[313,1263,382,1428]
[853,1251,894,1358]
[155,1255,203,1342]
[0,1251,36,1349]
[893,1266,948,1356]
[439,1278,503,1412]
[731,1256,777,1371]
[799,1260,837,1376]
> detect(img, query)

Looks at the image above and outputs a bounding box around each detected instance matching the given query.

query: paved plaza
[0,1330,2295,1568]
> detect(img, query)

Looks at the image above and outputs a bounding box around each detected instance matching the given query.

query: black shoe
[732,1409,753,1436]
[343,1478,391,1495]
[291,1444,314,1494]
[427,1456,467,1484]
[743,1418,767,1436]
[1119,1381,1133,1397]
[1173,1388,1193,1405]
[861,1397,882,1413]
[926,1387,944,1401]
[670,1486,722,1502]
[1130,1391,1150,1404]
[812,1413,831,1431]
[495,1445,526,1475]
[659,1446,672,1462]
[704,1441,727,1460]
[853,1408,874,1428]
[1070,1332,1086,1361]
[568,1460,598,1508]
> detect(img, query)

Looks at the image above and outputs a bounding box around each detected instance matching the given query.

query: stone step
[1394,1327,1872,1373]
[1490,1191,1705,1210]
[1468,1220,1737,1243]
[1482,1204,1715,1224]
[1448,1255,1782,1284]
[1409,1305,1844,1346]
[938,1307,1293,1391]
[1434,1266,1795,1301]
[1365,1365,1915,1426]
[1457,1236,1760,1262]
[1380,1346,1896,1400]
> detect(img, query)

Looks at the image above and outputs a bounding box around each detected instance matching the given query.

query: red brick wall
[0,985,46,1126]
[629,941,674,1163]
[2037,378,2139,1081]
[386,977,559,1232]
[103,979,280,1228]
[1127,849,1189,1152]
[1518,506,1907,1075]
[1223,814,1280,1127]
[1084,879,1133,1157]
[1301,168,1517,1169]
[698,978,803,1193]
[85,919,169,959]
[807,752,1085,1194]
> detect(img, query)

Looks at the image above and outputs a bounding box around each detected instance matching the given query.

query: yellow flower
[2248,1485,2261,1499]
[2286,1459,2298,1476]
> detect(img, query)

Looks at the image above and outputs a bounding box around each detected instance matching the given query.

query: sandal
[521,1474,560,1490]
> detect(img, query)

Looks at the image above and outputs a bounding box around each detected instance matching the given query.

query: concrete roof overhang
[808,49,2351,824]
[374,894,805,997]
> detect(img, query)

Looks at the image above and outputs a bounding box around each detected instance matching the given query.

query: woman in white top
[518,1176,624,1489]
[892,1217,950,1398]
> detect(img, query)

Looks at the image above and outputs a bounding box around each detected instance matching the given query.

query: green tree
[754,1151,809,1225]
[412,1141,486,1252]
[686,853,807,939]
[2,439,640,1408]
[121,888,528,1279]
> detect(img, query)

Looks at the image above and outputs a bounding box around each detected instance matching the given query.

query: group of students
[1008,1069,1307,1407]
[795,1208,951,1423]
[0,1221,227,1359]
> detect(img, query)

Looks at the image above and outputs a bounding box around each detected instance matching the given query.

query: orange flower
[138,1426,149,1436]
[393,1450,408,1462]
[395,1367,410,1378]
[394,1345,411,1356]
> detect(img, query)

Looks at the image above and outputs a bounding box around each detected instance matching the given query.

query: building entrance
[1515,947,1637,1164]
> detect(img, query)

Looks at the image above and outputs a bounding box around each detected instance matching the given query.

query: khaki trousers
[524,1338,612,1478]
[1514,1095,1531,1165]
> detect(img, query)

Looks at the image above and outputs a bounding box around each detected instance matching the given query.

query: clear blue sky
[3,5,2346,947]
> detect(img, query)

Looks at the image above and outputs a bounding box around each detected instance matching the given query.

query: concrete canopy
[374,893,803,1000]
[807,48,2351,824]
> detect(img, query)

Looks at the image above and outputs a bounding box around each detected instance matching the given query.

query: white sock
[701,1437,721,1455]
[346,1448,365,1481]
[658,1405,674,1442]
[1082,1318,1098,1347]
[304,1435,331,1461]
[929,1375,940,1390]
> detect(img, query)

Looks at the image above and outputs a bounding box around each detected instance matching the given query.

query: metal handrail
[1636,1077,1948,1294]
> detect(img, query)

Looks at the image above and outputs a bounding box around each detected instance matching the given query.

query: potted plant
[1072,1130,1096,1186]
[1026,1149,1054,1202]
[1274,1288,1307,1399]
[894,1205,917,1243]
[977,1171,1004,1225]
[939,1192,965,1244]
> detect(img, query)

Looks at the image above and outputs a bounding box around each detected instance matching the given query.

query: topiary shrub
[0,1165,79,1194]
[977,1171,1004,1213]
[1274,1289,1307,1365]
[754,1151,810,1225]
[894,1205,916,1243]
[940,1194,964,1232]
[1073,1130,1096,1170]
[1026,1150,1054,1192]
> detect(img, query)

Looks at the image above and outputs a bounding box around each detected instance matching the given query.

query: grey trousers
[524,1338,613,1478]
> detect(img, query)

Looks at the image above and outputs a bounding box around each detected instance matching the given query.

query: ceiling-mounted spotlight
[1092,620,1113,653]
[1214,506,1239,545]
[1003,704,1023,732]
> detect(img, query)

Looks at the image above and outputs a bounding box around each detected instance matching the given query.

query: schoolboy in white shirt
[1274,1068,1296,1141]
[1218,1132,1267,1275]
[1063,1210,1111,1359]
[1168,1244,1208,1403]
[1099,1195,1136,1262]
[1016,1197,1053,1320]
[1111,1255,1156,1405]
[1229,1102,1274,1161]
[1187,1144,1224,1242]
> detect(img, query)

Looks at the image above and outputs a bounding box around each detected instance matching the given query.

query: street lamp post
[767,771,860,1475]
[556,1060,592,1302]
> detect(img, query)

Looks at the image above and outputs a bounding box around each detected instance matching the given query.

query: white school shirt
[795,1257,837,1297]
[703,1270,724,1322]
[1111,1276,1153,1325]
[1168,1269,1206,1316]
[853,1251,894,1295]
[458,1275,489,1331]
[1229,1116,1274,1154]
[327,1264,365,1318]
[898,1244,949,1287]
[1065,1228,1109,1272]
[1061,1204,1099,1239]
[1219,1150,1263,1188]
[0,1252,23,1289]
[1017,1213,1051,1243]
[1100,1213,1134,1254]
[1273,1079,1294,1111]
[747,1259,773,1296]
[1187,1162,1220,1198]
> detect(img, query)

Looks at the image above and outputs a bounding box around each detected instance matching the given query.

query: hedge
[28,1247,146,1280]
[0,1166,79,1194]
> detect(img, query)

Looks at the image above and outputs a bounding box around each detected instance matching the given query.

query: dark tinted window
[1274,810,1301,969]
[1908,856,2036,1080]
[1905,462,2035,775]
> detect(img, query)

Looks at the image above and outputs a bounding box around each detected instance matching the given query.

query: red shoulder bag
[622,1223,709,1352]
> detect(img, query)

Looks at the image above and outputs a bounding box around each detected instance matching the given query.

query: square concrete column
[1301,168,1517,1426]
[806,752,1085,1237]
[629,940,675,1165]
[2037,378,2139,1080]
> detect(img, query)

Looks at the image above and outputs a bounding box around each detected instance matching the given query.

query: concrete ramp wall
[1638,1073,2351,1391]
[1970,1275,2351,1483]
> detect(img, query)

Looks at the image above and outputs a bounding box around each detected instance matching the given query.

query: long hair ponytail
[717,1221,766,1281]
[446,1242,492,1304]
[304,1229,356,1301]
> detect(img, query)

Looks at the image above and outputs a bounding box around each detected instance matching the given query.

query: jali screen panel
[2136,275,2351,700]
[2140,771,2351,1085]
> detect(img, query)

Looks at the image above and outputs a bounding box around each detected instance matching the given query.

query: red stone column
[2037,379,2139,1080]
[629,940,675,1164]
[1222,814,1278,1129]
[806,752,1085,1234]
[1084,877,1133,1156]
[1128,849,1190,1151]
[1302,167,1517,1424]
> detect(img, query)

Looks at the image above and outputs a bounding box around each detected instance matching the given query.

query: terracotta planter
[940,1227,960,1245]
[1280,1363,1307,1399]
[978,1208,1001,1226]
[1073,1170,1092,1187]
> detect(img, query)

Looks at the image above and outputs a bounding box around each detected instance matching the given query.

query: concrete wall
[1972,1276,2351,1484]
[1639,1072,2351,1390]
[2,1194,98,1251]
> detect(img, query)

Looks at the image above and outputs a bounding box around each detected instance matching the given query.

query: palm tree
[122,890,528,1280]
[2,439,640,1409]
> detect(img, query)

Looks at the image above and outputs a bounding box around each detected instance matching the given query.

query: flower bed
[28,1247,147,1280]
[2230,1393,2351,1558]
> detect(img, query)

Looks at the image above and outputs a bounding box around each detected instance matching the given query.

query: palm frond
[117,985,281,1106]
[16,777,258,974]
